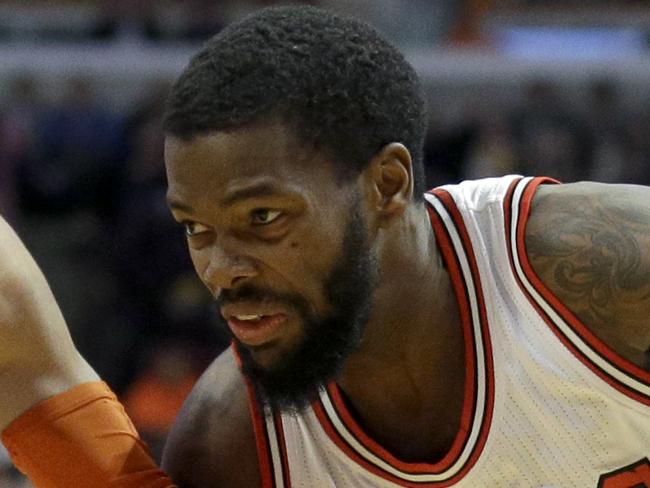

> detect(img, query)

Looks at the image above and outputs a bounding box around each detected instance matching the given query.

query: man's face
[165,120,378,410]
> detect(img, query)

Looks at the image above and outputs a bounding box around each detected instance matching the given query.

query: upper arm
[526,182,650,370]
[161,347,262,488]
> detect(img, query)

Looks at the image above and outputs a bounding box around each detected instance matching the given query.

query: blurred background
[2,0,650,485]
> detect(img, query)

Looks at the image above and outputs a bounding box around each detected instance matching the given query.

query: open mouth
[225,312,289,346]
[234,314,264,321]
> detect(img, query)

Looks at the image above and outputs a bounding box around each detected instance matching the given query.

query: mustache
[218,285,311,316]
[219,285,284,305]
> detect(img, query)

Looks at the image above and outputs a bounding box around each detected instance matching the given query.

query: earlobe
[371,143,413,227]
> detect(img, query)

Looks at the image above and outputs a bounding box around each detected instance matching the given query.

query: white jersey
[245,175,650,487]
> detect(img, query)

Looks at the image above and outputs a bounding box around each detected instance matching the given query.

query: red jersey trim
[311,190,494,486]
[505,177,650,406]
[273,412,292,488]
[233,345,278,488]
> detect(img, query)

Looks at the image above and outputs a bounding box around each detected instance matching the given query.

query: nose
[197,245,257,296]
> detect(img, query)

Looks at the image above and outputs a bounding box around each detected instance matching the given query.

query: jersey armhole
[505,176,650,406]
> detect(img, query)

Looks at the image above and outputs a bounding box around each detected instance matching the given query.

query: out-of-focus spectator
[123,342,201,460]
[18,76,124,218]
[584,79,629,183]
[583,81,650,186]
[509,81,590,182]
[120,81,169,186]
[0,74,42,223]
[179,0,226,42]
[621,111,650,186]
[161,271,231,352]
[463,114,517,179]
[448,0,493,47]
[423,113,478,188]
[90,0,163,42]
[111,81,184,330]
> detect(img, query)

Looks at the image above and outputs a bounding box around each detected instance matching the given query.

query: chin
[242,335,304,372]
[246,343,288,370]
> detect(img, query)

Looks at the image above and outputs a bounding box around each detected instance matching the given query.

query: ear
[364,143,414,228]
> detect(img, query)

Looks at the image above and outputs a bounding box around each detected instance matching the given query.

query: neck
[336,202,466,461]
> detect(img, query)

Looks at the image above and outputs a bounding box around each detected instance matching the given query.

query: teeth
[235,314,262,321]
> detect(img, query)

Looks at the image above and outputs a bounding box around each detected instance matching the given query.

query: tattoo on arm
[526,191,650,329]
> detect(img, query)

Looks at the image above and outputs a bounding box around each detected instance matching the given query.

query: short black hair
[164,5,427,198]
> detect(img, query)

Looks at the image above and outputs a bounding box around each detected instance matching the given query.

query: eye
[182,221,210,237]
[251,208,282,225]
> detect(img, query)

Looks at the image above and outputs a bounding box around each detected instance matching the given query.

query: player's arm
[0,216,99,431]
[526,182,650,370]
[0,216,176,487]
[162,347,262,488]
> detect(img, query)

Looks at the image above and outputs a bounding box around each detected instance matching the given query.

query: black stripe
[430,191,492,469]
[322,388,450,483]
[273,413,292,488]
[428,193,481,426]
[254,389,278,488]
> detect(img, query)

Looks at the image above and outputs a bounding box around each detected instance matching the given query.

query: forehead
[165,121,337,205]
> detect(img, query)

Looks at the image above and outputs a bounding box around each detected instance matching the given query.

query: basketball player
[1,6,649,487]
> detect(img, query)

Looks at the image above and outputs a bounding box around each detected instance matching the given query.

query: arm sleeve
[1,381,177,488]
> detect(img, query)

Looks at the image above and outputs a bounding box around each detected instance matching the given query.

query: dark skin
[526,183,650,370]
[162,120,649,487]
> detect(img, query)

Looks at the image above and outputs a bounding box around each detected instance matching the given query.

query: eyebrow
[166,182,289,214]
[220,182,287,207]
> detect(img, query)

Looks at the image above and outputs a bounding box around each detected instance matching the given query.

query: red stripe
[509,177,650,405]
[328,382,464,473]
[273,413,292,488]
[312,400,425,485]
[312,189,494,485]
[234,345,277,488]
[431,189,495,479]
[314,396,466,488]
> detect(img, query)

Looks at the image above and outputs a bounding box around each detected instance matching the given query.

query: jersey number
[598,458,650,488]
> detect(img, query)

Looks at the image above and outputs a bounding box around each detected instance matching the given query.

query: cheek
[286,236,329,275]
[189,249,211,289]
[271,234,340,311]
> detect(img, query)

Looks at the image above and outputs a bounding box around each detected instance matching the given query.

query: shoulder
[526,181,650,369]
[161,347,262,488]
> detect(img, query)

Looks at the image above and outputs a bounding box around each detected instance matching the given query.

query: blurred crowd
[0,0,462,47]
[424,78,650,188]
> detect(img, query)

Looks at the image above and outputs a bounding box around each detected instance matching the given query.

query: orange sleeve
[1,381,177,488]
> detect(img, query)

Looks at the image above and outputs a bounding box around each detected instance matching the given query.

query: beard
[220,201,378,412]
